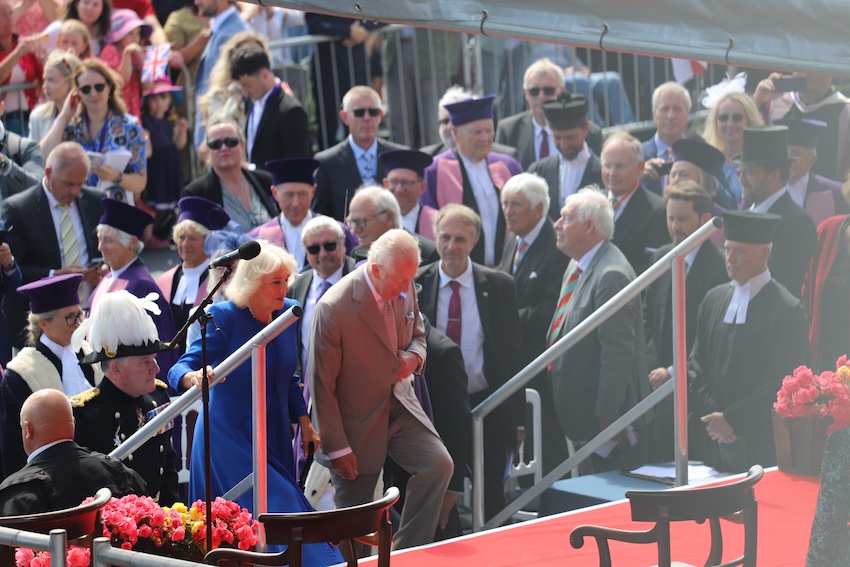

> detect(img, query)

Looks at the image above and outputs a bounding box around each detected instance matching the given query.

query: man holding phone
[0,142,104,350]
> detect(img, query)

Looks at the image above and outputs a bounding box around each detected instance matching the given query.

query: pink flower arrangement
[15,495,259,567]
[775,355,850,434]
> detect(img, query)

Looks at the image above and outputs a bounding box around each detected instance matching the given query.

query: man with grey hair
[313,86,407,221]
[90,198,177,382]
[496,58,604,169]
[498,172,570,476]
[548,188,650,474]
[310,229,453,549]
[347,185,439,265]
[1,141,103,350]
[641,81,692,195]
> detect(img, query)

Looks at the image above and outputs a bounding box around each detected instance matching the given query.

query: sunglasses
[718,113,745,123]
[306,241,338,255]
[207,137,240,150]
[78,83,107,95]
[352,108,381,118]
[527,86,557,97]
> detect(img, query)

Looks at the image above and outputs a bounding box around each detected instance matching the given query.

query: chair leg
[743,501,758,567]
[705,517,723,567]
[657,523,671,567]
[593,537,612,567]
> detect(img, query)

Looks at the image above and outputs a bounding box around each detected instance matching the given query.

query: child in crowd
[57,20,92,59]
[100,9,151,119]
[142,76,188,248]
[29,50,81,141]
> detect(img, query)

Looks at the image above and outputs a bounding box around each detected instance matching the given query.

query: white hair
[354,185,403,229]
[301,215,344,246]
[439,85,474,109]
[565,186,615,240]
[97,224,144,254]
[652,81,692,113]
[501,173,550,212]
[367,229,420,269]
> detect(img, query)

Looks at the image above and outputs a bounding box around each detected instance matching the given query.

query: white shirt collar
[458,151,487,168]
[684,247,699,274]
[27,439,73,463]
[785,174,809,209]
[210,5,237,33]
[312,264,343,291]
[532,116,550,137]
[438,258,474,289]
[363,264,384,307]
[653,132,679,158]
[109,256,138,279]
[577,239,605,272]
[402,203,421,234]
[348,136,378,159]
[281,209,313,230]
[253,79,279,105]
[518,214,547,248]
[750,187,787,213]
[42,179,64,209]
[40,333,67,361]
[723,269,771,324]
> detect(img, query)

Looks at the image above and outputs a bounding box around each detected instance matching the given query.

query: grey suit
[495,110,604,170]
[0,132,43,201]
[549,240,650,472]
[308,265,452,548]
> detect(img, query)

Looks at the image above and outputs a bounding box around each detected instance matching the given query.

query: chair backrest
[0,487,111,539]
[626,465,764,523]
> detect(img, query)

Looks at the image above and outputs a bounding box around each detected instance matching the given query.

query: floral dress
[806,426,850,566]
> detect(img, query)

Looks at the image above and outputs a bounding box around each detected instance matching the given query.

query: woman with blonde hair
[28,50,81,141]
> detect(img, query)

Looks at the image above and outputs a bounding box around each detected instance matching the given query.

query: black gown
[688,279,810,471]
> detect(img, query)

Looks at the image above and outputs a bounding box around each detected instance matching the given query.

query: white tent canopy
[269,0,850,76]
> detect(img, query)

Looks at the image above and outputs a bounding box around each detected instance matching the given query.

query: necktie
[382,300,398,352]
[446,280,462,346]
[513,238,528,274]
[539,129,550,159]
[317,279,332,301]
[58,204,81,267]
[361,152,375,184]
[547,265,582,346]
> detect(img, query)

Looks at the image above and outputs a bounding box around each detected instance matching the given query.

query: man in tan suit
[309,229,453,548]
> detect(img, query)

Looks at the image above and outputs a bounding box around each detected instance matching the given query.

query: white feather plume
[701,72,748,109]
[71,291,161,355]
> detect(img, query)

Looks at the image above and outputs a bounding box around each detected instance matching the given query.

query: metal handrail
[0,527,67,567]
[472,217,723,531]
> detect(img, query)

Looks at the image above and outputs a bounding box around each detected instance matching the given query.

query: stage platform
[363,468,819,566]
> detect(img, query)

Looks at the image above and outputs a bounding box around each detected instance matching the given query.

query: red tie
[540,130,550,159]
[446,280,461,346]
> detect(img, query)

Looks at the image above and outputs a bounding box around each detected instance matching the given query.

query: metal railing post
[671,254,689,486]
[48,529,67,567]
[252,344,268,551]
[471,417,485,531]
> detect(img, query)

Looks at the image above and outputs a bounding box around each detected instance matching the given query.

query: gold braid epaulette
[68,387,101,408]
[155,379,168,390]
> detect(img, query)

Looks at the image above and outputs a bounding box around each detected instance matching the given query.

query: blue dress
[168,299,342,565]
[806,426,850,567]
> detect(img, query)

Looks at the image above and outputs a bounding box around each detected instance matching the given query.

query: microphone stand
[170,261,235,555]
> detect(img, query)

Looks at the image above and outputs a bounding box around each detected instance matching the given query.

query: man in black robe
[688,211,810,472]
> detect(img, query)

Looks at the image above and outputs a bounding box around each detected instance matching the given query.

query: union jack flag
[142,43,171,83]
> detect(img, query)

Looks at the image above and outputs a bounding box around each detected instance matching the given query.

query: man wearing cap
[0,273,101,477]
[739,125,817,297]
[313,86,407,222]
[689,211,809,472]
[643,182,727,461]
[1,142,104,351]
[70,290,180,505]
[495,58,603,170]
[422,95,523,268]
[600,131,669,275]
[229,46,310,171]
[527,92,603,220]
[775,118,849,227]
[90,198,178,382]
[0,389,146,515]
[379,149,438,240]
[497,173,570,476]
[249,158,357,270]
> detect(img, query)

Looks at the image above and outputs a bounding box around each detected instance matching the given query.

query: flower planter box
[772,410,830,476]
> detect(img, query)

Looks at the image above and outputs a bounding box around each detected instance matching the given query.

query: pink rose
[15,548,35,567]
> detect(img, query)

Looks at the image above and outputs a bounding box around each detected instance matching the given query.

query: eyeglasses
[386,178,420,190]
[345,210,388,229]
[527,86,557,97]
[438,118,451,126]
[352,108,381,118]
[718,113,745,123]
[207,137,240,150]
[78,83,107,95]
[306,241,339,255]
[64,311,85,325]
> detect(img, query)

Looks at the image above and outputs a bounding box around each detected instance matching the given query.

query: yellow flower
[171,503,188,514]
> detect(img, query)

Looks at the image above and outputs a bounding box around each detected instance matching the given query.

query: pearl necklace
[247,304,271,324]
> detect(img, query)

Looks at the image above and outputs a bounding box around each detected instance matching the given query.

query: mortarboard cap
[99,198,154,240]
[17,273,83,315]
[542,92,589,131]
[264,158,320,186]
[177,196,229,231]
[723,211,781,245]
[672,138,725,176]
[378,150,433,176]
[444,94,496,127]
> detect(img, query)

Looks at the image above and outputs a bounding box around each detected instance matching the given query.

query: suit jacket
[527,152,603,220]
[641,136,674,196]
[313,138,408,221]
[767,191,817,298]
[0,131,43,200]
[613,185,670,275]
[288,257,357,308]
[420,141,519,160]
[308,265,434,474]
[495,111,604,170]
[643,241,728,370]
[498,220,570,363]
[0,441,146,516]
[181,167,278,220]
[549,240,651,441]
[246,86,311,169]
[0,184,103,349]
[415,262,525,444]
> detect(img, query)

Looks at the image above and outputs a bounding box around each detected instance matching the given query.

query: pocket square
[529,271,538,279]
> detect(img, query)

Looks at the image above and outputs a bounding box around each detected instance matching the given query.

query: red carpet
[367,469,819,566]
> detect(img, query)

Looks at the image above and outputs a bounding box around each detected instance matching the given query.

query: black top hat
[773,118,827,149]
[740,126,793,165]
[542,92,589,131]
[723,211,781,244]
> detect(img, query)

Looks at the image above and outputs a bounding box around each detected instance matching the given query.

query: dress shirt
[279,210,313,270]
[608,186,638,221]
[104,256,139,285]
[532,117,555,162]
[518,214,547,250]
[559,144,591,207]
[785,174,809,209]
[300,264,343,372]
[653,133,679,191]
[724,269,771,324]
[27,439,73,463]
[402,204,421,235]
[40,334,90,396]
[246,81,279,159]
[750,188,787,213]
[44,180,90,270]
[577,239,604,273]
[437,261,487,394]
[173,261,208,306]
[459,153,500,266]
[348,136,378,184]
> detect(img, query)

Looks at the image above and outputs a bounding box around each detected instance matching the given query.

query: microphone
[209,240,261,269]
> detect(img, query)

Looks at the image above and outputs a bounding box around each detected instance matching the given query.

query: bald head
[20,389,75,455]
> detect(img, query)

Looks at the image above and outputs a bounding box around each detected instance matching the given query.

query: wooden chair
[0,487,112,567]
[204,487,400,567]
[570,465,764,567]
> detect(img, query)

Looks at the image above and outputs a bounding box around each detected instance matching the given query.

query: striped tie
[58,204,81,267]
[547,265,582,346]
[512,238,528,274]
